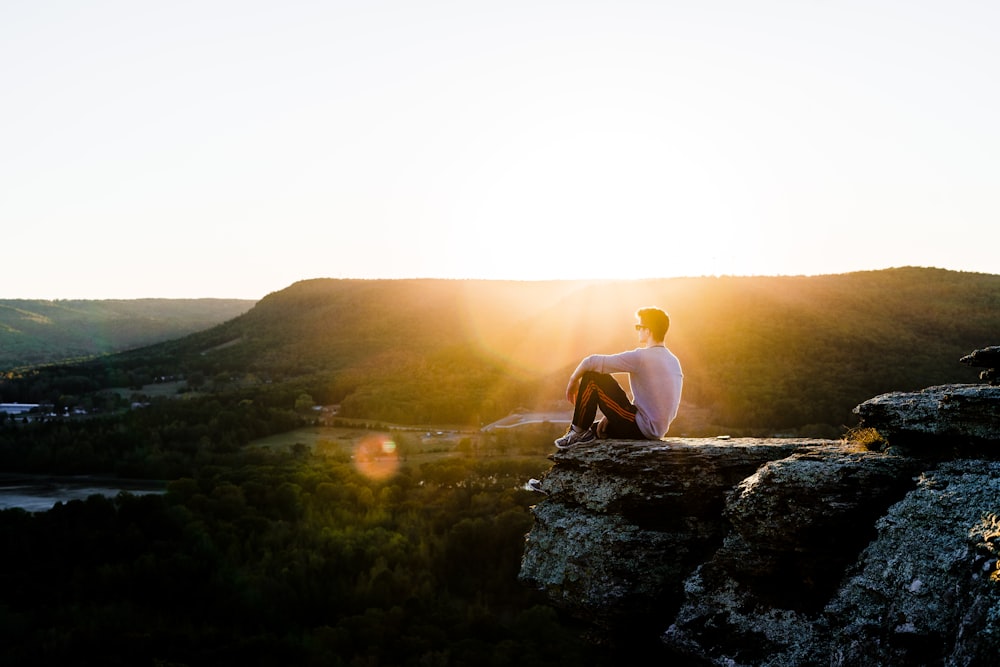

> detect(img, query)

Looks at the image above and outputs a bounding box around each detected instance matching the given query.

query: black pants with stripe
[573,371,645,439]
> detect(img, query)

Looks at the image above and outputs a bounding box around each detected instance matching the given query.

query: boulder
[854,384,1000,453]
[960,346,1000,385]
[826,460,1000,665]
[520,383,1000,664]
[960,345,1000,368]
[518,438,832,634]
[663,447,923,665]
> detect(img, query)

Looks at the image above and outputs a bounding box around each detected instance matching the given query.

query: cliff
[519,384,1000,666]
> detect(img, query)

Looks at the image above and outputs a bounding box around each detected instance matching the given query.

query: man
[554,306,683,449]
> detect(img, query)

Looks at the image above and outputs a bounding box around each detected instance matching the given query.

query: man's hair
[637,307,670,341]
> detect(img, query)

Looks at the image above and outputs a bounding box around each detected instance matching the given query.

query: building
[0,403,40,415]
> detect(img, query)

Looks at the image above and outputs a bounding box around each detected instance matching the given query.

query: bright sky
[2,1,998,299]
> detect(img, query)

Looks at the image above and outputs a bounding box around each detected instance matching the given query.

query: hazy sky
[3,1,998,299]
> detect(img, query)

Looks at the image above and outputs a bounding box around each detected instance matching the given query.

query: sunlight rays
[457,280,675,379]
[458,281,602,379]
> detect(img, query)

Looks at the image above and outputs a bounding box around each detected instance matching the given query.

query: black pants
[573,371,645,439]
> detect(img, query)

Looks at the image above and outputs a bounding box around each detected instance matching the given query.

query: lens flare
[352,434,399,480]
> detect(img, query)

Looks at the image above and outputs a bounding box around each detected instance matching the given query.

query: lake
[0,475,166,513]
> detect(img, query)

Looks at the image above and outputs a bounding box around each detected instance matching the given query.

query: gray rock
[960,346,1000,369]
[854,384,1000,452]
[663,447,923,666]
[519,438,829,632]
[519,391,1000,665]
[826,461,1000,666]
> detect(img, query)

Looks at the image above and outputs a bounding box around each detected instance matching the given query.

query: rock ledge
[520,384,1000,665]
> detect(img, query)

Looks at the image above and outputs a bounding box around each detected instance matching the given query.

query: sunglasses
[634,324,648,331]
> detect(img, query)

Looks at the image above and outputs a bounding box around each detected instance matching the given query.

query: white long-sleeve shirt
[573,345,683,439]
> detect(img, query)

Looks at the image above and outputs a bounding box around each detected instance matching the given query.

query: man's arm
[566,370,581,403]
[565,350,643,403]
[565,354,601,403]
[565,357,591,403]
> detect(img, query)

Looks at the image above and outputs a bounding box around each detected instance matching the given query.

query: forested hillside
[0,298,255,369]
[1,267,998,666]
[3,268,998,434]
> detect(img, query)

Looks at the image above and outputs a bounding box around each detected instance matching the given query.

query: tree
[187,371,205,390]
[294,393,315,411]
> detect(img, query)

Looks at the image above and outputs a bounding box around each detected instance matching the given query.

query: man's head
[636,307,670,342]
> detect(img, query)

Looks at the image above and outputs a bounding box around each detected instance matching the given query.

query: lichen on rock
[826,461,1000,666]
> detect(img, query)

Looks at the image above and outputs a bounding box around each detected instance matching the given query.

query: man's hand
[566,377,579,404]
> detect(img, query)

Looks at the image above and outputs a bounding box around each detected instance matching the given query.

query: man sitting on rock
[554,306,684,449]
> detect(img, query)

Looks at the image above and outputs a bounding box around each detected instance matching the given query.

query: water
[0,475,166,512]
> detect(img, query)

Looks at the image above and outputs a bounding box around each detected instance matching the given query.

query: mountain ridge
[0,298,255,370]
[4,268,999,433]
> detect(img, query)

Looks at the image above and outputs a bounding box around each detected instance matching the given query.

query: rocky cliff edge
[519,384,1000,666]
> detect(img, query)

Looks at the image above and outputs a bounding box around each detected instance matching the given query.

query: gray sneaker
[525,478,547,494]
[553,427,577,448]
[555,426,597,450]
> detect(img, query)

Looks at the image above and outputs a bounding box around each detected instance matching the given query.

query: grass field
[250,426,389,452]
[247,425,551,475]
[249,425,480,463]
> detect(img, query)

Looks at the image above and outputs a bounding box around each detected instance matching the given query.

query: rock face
[519,439,815,632]
[825,461,1000,666]
[519,384,1000,665]
[854,384,1000,452]
[961,346,1000,385]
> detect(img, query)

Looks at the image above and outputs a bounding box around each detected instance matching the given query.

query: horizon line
[3,265,993,302]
